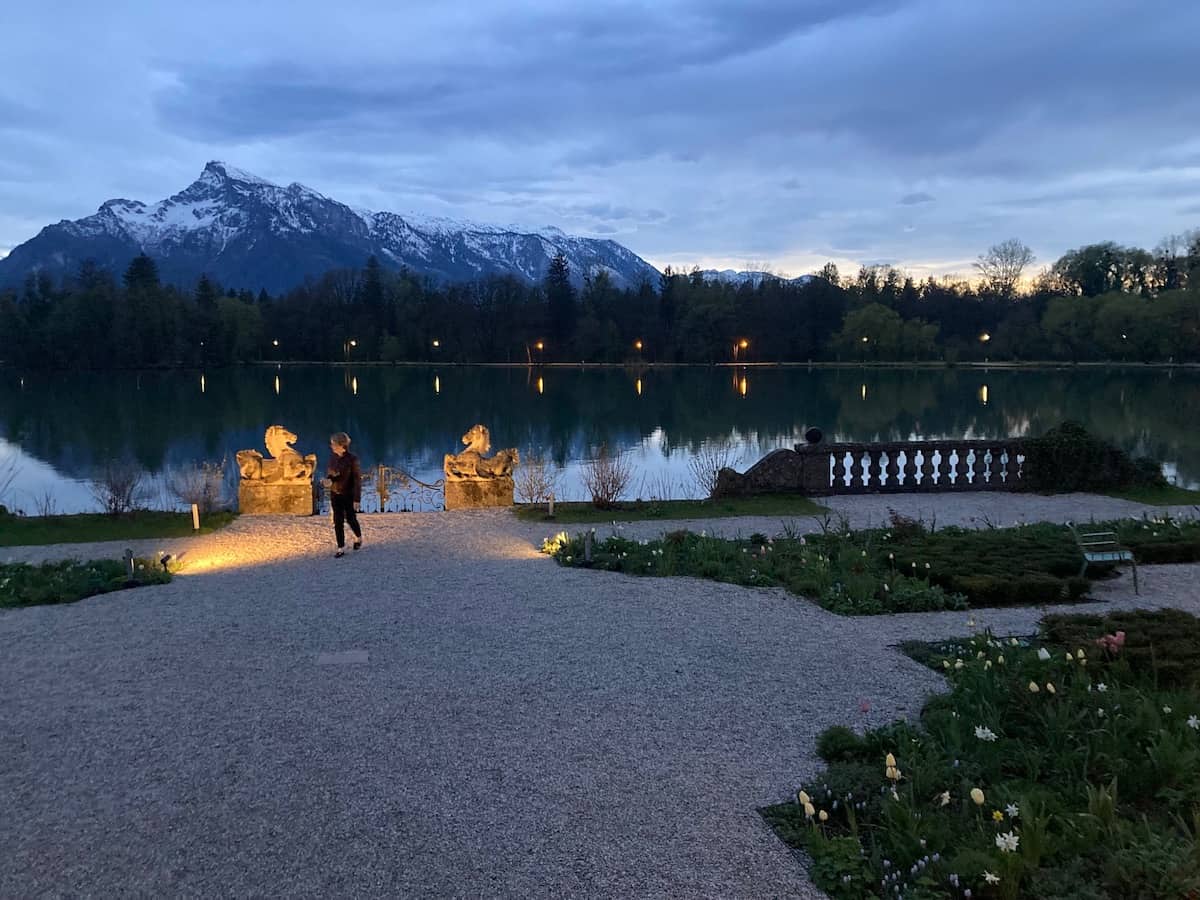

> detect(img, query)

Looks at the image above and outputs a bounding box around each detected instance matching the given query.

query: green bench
[1073,527,1138,594]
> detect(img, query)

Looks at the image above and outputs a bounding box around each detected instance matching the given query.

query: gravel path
[2,493,1197,898]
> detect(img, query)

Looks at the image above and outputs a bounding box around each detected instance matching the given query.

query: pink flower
[859,699,871,713]
[1095,630,1127,655]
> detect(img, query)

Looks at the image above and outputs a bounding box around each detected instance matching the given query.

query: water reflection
[0,365,1197,513]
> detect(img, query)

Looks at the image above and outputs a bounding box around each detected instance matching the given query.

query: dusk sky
[2,0,1198,279]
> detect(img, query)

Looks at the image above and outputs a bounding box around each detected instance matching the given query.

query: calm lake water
[0,365,1196,514]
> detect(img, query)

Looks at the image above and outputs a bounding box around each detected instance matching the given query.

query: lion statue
[236,425,317,482]
[443,424,519,481]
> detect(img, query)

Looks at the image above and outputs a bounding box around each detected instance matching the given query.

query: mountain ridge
[0,162,663,294]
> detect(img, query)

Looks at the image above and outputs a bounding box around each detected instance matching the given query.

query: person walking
[326,431,362,558]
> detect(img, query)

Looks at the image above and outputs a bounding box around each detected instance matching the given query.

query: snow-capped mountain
[699,269,814,287]
[0,162,662,294]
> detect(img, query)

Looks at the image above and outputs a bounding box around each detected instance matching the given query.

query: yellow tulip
[1028,681,1040,693]
[997,655,1005,665]
[1046,683,1056,694]
[885,753,896,768]
[804,802,816,818]
[819,810,829,822]
[798,790,810,805]
[971,788,985,806]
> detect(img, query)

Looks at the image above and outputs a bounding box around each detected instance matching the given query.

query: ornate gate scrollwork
[319,464,445,513]
[371,464,445,512]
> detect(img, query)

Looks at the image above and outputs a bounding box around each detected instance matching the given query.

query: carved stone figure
[236,425,318,515]
[443,424,518,510]
[443,424,519,481]
[236,425,317,483]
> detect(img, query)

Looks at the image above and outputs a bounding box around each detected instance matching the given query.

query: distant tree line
[2,231,1199,368]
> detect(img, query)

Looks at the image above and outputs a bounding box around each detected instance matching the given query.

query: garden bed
[543,513,1200,614]
[515,494,826,523]
[761,610,1200,899]
[0,558,172,609]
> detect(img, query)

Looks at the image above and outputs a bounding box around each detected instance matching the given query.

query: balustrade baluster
[831,451,847,492]
[902,449,918,490]
[955,447,970,489]
[885,449,900,490]
[849,450,865,493]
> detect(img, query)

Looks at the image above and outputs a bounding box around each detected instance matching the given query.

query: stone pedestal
[445,477,514,510]
[239,481,317,515]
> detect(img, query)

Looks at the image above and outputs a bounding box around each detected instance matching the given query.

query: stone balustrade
[793,439,1025,495]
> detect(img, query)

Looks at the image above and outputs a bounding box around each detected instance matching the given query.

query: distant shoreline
[3,360,1200,372]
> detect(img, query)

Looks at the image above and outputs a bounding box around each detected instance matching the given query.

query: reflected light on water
[274,375,280,396]
[739,376,748,397]
[636,378,642,396]
[434,375,441,395]
[200,373,206,394]
[537,376,544,395]
[861,383,868,400]
[980,384,989,405]
[351,376,358,396]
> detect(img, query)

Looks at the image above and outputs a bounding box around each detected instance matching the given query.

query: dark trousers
[331,493,362,548]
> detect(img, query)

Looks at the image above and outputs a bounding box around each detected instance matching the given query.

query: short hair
[330,432,351,449]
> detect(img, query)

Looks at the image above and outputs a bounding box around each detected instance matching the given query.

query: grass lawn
[1103,483,1200,506]
[0,510,237,547]
[761,609,1200,899]
[514,493,827,523]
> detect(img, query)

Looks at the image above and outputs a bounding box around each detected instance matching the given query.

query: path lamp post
[979,331,990,363]
[732,338,749,363]
[343,338,357,362]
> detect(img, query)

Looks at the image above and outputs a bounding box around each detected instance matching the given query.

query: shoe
[353,539,362,551]
[334,549,345,558]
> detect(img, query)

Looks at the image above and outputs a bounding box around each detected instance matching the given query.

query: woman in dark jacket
[326,431,363,557]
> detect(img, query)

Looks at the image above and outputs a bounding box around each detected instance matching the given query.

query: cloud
[2,0,1200,276]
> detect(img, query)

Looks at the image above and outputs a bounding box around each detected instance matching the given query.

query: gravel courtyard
[2,493,1196,898]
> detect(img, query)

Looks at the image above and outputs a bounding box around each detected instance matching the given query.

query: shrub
[1021,421,1163,493]
[580,443,633,509]
[515,450,562,505]
[816,725,867,762]
[686,439,741,498]
[90,461,150,516]
[166,460,228,514]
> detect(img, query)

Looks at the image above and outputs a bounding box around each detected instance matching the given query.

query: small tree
[0,452,19,512]
[581,443,633,509]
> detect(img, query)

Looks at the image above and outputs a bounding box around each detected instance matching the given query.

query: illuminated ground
[1,495,1196,897]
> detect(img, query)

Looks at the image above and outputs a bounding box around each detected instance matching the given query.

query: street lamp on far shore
[344,338,357,361]
[732,338,749,362]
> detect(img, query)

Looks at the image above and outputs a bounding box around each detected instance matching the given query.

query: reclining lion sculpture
[236,425,318,483]
[443,424,519,481]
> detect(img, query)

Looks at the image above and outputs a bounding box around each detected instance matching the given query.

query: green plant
[0,558,171,609]
[1021,421,1164,493]
[816,726,868,762]
[762,611,1200,898]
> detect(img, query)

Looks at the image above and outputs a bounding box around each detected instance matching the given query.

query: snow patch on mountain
[0,162,662,293]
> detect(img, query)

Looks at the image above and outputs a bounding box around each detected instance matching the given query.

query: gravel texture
[2,493,1197,898]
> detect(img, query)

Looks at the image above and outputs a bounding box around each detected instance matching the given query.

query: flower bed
[0,558,172,609]
[543,513,1200,614]
[761,610,1200,899]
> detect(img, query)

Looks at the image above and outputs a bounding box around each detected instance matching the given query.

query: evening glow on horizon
[1,1,1195,279]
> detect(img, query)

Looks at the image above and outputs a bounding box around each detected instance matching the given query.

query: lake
[0,365,1196,514]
